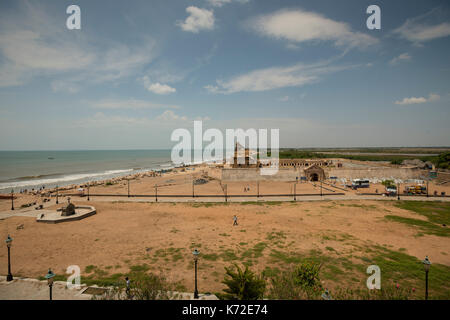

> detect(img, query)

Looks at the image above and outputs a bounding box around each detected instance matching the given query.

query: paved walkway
[0,276,218,300]
[1,194,449,220]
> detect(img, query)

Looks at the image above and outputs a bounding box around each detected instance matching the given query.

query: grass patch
[241,242,267,259]
[385,215,449,237]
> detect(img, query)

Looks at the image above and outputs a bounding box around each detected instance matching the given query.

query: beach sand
[0,198,448,295]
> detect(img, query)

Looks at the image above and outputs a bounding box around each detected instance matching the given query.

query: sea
[0,150,177,193]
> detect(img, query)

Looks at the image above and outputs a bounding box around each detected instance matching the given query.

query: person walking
[233,215,238,226]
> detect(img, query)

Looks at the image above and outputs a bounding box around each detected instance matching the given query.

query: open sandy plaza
[1,166,449,299]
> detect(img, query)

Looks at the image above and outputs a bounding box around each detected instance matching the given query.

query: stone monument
[61,197,76,216]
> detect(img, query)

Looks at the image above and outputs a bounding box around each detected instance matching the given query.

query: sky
[0,0,449,150]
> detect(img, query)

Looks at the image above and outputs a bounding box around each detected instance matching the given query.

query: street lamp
[294,182,296,201]
[11,189,14,211]
[321,288,332,300]
[56,186,59,204]
[45,268,55,300]
[422,256,431,300]
[193,249,200,299]
[397,182,400,201]
[87,182,90,201]
[5,235,13,281]
[127,179,130,198]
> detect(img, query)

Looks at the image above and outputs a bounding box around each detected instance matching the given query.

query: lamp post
[87,182,90,201]
[257,181,260,198]
[225,184,228,203]
[321,288,332,300]
[192,179,195,198]
[45,269,55,300]
[193,249,199,299]
[397,182,400,201]
[6,235,13,281]
[127,179,130,198]
[294,183,296,201]
[11,189,14,211]
[155,184,158,202]
[56,186,59,204]
[320,179,323,197]
[422,256,431,300]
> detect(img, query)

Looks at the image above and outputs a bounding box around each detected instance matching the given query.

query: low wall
[222,168,301,181]
[221,166,425,182]
[327,167,423,180]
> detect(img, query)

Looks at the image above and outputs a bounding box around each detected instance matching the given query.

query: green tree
[222,264,266,300]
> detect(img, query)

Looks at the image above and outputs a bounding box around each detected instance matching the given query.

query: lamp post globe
[321,288,332,300]
[6,235,13,281]
[45,269,55,300]
[193,249,200,299]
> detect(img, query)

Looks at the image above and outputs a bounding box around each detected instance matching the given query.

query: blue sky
[0,0,449,150]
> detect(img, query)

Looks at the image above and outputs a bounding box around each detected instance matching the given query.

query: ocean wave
[0,168,134,190]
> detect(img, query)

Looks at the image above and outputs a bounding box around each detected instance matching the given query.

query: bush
[330,285,413,300]
[268,261,323,299]
[98,272,179,300]
[222,264,266,300]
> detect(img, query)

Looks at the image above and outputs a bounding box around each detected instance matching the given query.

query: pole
[87,182,90,201]
[56,186,59,204]
[192,179,195,198]
[225,184,228,203]
[7,246,13,281]
[397,183,400,201]
[257,181,260,198]
[11,189,14,211]
[425,270,429,300]
[128,179,130,198]
[194,259,199,299]
[320,179,323,197]
[155,185,158,202]
[294,183,296,201]
[49,284,53,301]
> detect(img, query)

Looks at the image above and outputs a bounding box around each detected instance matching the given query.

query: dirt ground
[0,198,448,295]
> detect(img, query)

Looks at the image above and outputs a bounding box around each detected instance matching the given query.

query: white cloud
[177,6,215,33]
[395,93,440,105]
[394,9,450,44]
[142,76,176,94]
[0,2,157,88]
[156,110,210,122]
[157,110,188,121]
[248,9,378,49]
[51,81,80,94]
[148,83,177,95]
[206,0,249,7]
[205,60,356,94]
[389,53,412,65]
[91,99,179,110]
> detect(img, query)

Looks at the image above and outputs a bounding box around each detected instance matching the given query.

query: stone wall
[222,168,300,181]
[327,167,424,180]
[221,166,425,182]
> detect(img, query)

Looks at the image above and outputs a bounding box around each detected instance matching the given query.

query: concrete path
[1,194,449,220]
[0,276,218,300]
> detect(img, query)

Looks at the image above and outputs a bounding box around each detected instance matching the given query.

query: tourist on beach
[233,215,238,226]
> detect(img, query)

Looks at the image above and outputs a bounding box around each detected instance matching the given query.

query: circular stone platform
[36,206,96,224]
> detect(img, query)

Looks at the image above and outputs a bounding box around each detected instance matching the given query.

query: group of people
[243,185,251,192]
